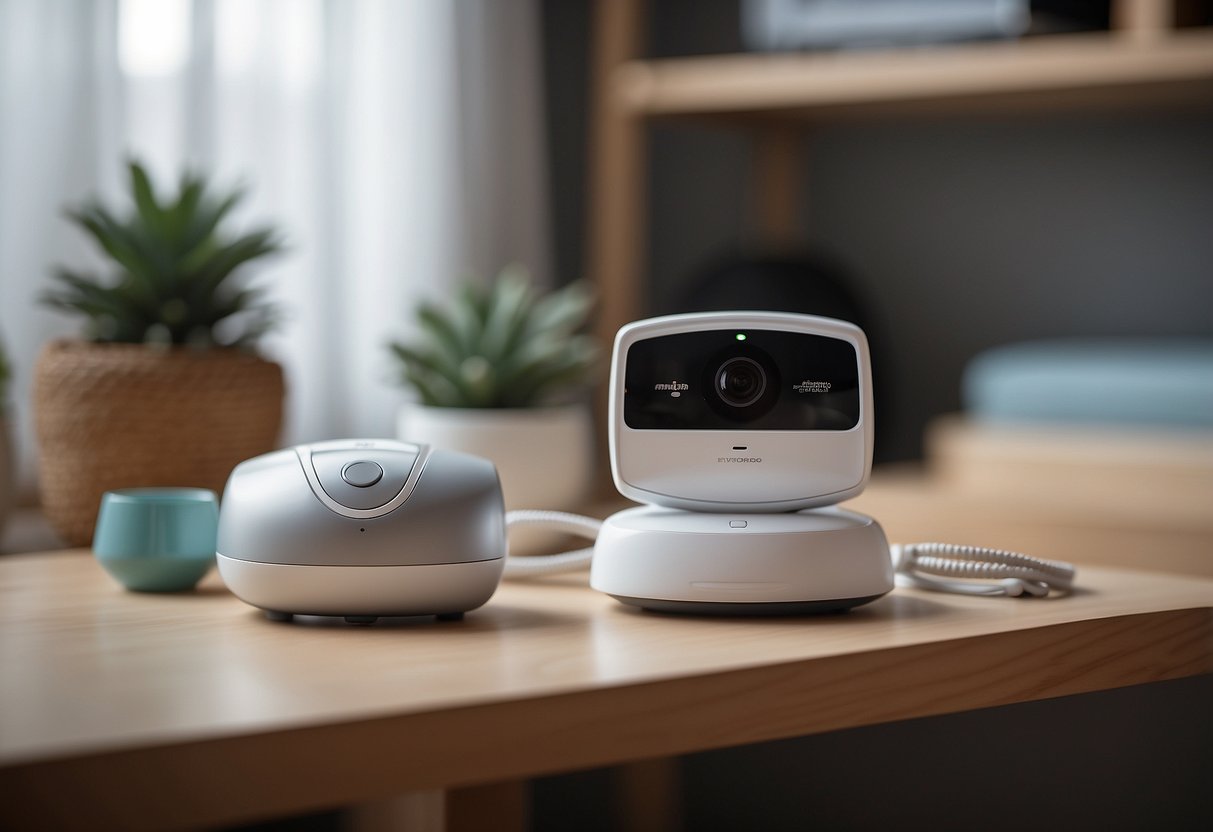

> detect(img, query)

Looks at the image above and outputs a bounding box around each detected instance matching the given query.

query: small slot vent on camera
[732,446,747,451]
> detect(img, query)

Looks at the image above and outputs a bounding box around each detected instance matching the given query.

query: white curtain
[0,0,552,495]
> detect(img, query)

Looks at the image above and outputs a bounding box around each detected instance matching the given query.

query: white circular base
[590,506,893,614]
[217,554,504,618]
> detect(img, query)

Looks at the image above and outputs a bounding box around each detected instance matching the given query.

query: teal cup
[93,488,219,592]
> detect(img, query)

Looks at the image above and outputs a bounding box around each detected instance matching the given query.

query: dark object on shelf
[662,251,895,463]
[1029,1,1111,34]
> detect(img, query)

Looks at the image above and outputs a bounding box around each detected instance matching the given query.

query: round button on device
[340,460,384,488]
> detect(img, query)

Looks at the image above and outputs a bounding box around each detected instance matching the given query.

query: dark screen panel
[623,329,860,431]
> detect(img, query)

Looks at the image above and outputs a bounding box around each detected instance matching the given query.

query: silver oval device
[216,439,506,623]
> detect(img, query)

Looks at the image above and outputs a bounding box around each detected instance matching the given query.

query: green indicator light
[736,333,746,341]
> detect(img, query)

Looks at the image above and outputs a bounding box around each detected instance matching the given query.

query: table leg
[614,758,682,832]
[447,781,529,832]
[344,781,528,832]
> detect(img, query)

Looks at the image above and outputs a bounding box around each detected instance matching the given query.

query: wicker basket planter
[33,341,284,546]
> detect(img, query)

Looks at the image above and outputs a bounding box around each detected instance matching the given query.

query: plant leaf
[506,336,598,406]
[479,265,534,363]
[128,160,169,240]
[415,303,467,359]
[525,280,595,340]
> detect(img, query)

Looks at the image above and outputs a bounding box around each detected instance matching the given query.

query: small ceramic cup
[93,488,219,592]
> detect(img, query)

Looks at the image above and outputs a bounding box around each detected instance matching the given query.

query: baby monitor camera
[593,312,893,614]
[608,311,874,512]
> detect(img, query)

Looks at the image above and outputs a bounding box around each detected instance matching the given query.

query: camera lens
[716,357,767,407]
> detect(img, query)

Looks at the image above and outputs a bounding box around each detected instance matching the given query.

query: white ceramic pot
[396,402,594,554]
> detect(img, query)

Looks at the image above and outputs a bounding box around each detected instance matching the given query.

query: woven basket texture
[34,341,284,547]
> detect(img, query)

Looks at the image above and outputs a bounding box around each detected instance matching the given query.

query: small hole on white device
[732,446,747,450]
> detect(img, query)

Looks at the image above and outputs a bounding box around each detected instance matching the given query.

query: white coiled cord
[891,542,1076,597]
[504,511,1077,597]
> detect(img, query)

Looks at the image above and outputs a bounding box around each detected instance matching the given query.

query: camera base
[590,506,894,615]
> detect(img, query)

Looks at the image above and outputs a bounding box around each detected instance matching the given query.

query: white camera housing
[594,311,891,614]
[609,311,874,512]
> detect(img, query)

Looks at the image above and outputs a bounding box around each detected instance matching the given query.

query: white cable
[503,510,601,578]
[504,512,1077,597]
[891,542,1075,597]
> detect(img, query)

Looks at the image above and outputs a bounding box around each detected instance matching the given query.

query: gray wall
[542,0,1213,461]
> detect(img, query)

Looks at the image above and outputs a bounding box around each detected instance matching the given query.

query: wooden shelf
[586,1,1213,353]
[617,30,1213,122]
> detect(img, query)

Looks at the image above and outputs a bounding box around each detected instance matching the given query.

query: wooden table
[1,550,1210,831]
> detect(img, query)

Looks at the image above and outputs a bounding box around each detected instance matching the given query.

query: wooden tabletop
[1,550,1210,831]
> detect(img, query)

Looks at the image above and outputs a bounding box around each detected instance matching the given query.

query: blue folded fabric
[963,339,1213,429]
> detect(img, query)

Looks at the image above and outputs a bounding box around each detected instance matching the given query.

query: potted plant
[391,266,598,545]
[0,337,12,540]
[34,161,286,546]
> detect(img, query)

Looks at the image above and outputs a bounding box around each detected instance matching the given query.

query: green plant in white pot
[390,266,598,547]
